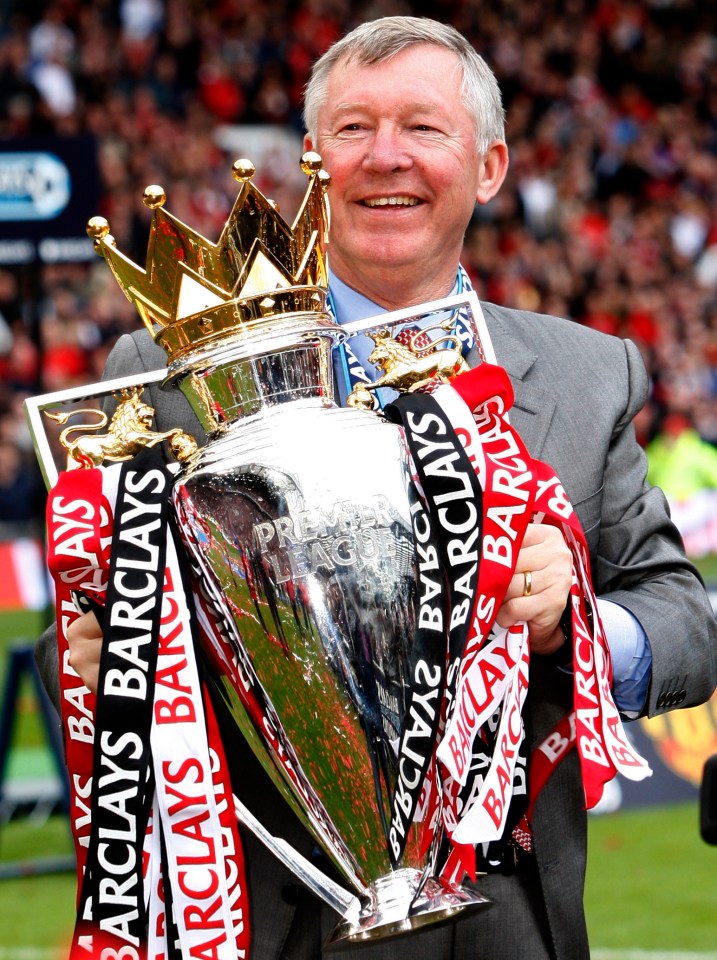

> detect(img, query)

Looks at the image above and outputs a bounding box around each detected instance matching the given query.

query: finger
[66,609,101,642]
[516,523,568,561]
[509,570,535,597]
[513,533,572,594]
[67,611,103,692]
[514,542,563,576]
[497,593,545,627]
[67,636,102,692]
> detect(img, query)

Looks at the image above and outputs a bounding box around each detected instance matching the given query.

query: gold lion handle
[346,326,468,410]
[46,388,198,470]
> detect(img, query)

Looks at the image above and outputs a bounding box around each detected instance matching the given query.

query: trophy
[26,154,494,946]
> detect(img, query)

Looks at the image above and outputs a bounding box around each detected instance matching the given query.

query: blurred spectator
[0,436,44,540]
[647,413,717,557]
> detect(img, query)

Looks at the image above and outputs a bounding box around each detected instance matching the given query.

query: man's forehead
[322,47,464,110]
[328,97,449,117]
[329,44,463,82]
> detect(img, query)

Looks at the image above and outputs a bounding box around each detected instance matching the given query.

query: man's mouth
[362,196,420,207]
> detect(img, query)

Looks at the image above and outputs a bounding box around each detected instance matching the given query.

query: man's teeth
[364,197,419,207]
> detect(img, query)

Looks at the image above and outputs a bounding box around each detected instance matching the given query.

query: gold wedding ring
[523,570,533,597]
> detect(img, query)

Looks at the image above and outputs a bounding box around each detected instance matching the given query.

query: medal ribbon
[46,452,250,960]
[383,362,650,879]
[382,394,482,865]
[428,370,535,876]
[437,365,650,868]
[73,445,170,958]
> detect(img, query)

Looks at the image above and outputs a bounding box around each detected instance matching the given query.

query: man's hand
[67,610,103,693]
[496,523,573,655]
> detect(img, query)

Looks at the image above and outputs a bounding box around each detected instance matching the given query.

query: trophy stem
[166,311,342,432]
[326,868,491,946]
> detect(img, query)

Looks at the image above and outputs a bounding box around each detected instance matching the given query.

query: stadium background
[0,1,716,956]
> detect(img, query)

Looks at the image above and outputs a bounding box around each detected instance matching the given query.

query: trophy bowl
[169,317,489,943]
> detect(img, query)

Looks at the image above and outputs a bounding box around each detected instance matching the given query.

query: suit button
[282,883,302,905]
[675,690,686,705]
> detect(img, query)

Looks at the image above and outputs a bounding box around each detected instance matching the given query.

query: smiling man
[36,14,717,960]
[303,41,507,310]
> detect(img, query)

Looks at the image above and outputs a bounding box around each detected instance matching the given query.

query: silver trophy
[26,155,493,944]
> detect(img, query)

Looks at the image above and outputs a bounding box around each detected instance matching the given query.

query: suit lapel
[479,307,557,461]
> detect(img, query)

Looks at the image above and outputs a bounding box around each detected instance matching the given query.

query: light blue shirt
[328,270,652,718]
[596,599,651,719]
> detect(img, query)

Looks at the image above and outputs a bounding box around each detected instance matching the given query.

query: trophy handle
[24,370,169,490]
[232,793,362,923]
[340,290,496,363]
[232,793,490,947]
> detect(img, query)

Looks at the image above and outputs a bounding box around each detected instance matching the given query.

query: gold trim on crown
[86,153,331,364]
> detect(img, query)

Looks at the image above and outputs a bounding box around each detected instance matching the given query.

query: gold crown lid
[87,152,331,364]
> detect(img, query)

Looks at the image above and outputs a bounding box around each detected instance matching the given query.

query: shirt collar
[327,270,387,326]
[327,268,461,325]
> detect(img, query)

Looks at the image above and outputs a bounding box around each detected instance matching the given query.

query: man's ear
[475,140,509,206]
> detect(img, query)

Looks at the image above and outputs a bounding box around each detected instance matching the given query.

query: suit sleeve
[35,621,60,713]
[101,332,170,414]
[102,332,148,378]
[592,338,717,716]
[103,332,205,438]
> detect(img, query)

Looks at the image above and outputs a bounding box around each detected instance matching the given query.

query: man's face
[305,45,491,301]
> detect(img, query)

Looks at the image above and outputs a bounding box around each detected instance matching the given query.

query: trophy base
[327,868,491,946]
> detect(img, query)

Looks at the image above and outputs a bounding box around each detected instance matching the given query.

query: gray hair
[303,16,505,154]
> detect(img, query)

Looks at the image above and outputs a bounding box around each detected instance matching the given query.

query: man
[37,16,717,960]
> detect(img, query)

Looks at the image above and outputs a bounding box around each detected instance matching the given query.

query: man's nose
[362,124,413,173]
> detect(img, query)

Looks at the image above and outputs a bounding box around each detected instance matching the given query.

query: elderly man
[38,15,717,960]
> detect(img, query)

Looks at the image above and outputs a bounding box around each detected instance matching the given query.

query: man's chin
[339,239,425,269]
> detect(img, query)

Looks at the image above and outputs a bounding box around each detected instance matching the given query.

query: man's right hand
[67,610,103,693]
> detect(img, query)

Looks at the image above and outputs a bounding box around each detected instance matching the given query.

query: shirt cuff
[597,597,652,719]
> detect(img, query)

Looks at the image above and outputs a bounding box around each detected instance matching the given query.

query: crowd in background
[0,0,716,548]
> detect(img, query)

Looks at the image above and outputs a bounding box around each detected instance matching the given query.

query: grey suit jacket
[36,303,717,960]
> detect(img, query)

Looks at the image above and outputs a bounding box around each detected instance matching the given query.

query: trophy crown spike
[232,158,256,181]
[86,153,331,366]
[142,184,167,209]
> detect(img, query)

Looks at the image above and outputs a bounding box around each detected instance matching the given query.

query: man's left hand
[496,523,573,656]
